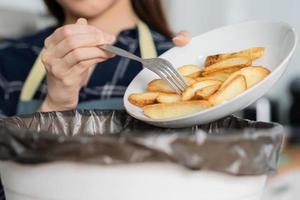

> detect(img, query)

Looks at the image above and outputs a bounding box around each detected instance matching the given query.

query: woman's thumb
[76,18,88,25]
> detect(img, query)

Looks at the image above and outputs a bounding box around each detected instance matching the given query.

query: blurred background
[0,0,299,199]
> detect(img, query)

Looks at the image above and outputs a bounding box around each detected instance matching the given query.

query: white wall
[164,0,300,123]
[0,0,46,13]
[0,0,53,38]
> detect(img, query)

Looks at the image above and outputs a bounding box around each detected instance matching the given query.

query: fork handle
[100,44,143,63]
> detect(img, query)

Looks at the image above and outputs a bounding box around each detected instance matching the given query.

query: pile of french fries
[128,47,270,119]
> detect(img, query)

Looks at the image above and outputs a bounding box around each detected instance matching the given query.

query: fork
[100,44,188,94]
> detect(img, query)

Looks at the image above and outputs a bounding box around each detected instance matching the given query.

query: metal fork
[100,44,188,94]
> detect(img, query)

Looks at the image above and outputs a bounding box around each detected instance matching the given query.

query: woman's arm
[39,18,116,112]
[39,19,192,112]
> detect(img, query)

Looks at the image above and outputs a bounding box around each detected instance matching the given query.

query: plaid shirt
[0,26,173,116]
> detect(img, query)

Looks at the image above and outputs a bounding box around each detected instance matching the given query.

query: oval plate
[124,21,297,128]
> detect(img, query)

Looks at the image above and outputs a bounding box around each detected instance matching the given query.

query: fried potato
[147,78,195,93]
[239,66,270,88]
[187,70,203,78]
[196,73,230,82]
[128,92,159,107]
[182,80,222,101]
[219,70,242,89]
[203,57,252,76]
[195,84,220,99]
[147,79,175,94]
[201,62,250,77]
[220,66,270,89]
[178,65,202,78]
[202,66,242,77]
[208,75,247,105]
[205,47,265,66]
[143,101,211,119]
[156,93,181,104]
[185,77,197,85]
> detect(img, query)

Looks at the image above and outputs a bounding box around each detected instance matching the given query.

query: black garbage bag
[0,110,284,176]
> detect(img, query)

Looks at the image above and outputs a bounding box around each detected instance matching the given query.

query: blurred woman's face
[57,0,119,18]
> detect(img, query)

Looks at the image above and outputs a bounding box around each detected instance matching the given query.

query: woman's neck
[64,0,138,36]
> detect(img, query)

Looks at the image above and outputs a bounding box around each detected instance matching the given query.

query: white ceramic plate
[124,21,297,128]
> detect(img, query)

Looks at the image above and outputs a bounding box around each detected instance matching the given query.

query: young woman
[0,0,191,116]
[0,1,192,197]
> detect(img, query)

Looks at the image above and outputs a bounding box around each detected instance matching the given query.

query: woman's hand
[172,31,192,47]
[39,18,115,112]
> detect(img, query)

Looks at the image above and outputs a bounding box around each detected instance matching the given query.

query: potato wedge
[187,70,202,78]
[205,47,265,66]
[195,84,220,99]
[185,77,197,85]
[201,66,248,77]
[239,66,270,88]
[220,66,270,89]
[202,66,242,77]
[128,92,160,107]
[156,93,181,104]
[147,79,175,94]
[182,80,222,101]
[220,70,242,89]
[208,75,247,105]
[143,101,211,119]
[247,47,265,60]
[178,65,202,77]
[203,57,252,76]
[147,78,195,93]
[196,73,230,82]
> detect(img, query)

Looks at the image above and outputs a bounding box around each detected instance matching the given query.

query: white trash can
[0,162,267,200]
[0,110,284,200]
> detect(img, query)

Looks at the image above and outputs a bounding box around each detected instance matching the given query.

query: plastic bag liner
[0,110,284,176]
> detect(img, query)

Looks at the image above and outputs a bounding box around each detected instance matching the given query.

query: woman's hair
[43,0,172,37]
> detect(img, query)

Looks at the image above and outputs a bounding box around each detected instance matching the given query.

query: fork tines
[145,58,188,94]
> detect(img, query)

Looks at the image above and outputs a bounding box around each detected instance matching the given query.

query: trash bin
[0,110,284,200]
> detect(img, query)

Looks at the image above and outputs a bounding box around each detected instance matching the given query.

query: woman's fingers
[64,47,114,67]
[68,58,104,77]
[45,47,113,77]
[56,58,103,88]
[50,32,115,58]
[45,18,115,49]
[172,31,192,47]
[45,24,99,49]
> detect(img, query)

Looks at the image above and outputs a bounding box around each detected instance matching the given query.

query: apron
[17,21,157,115]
